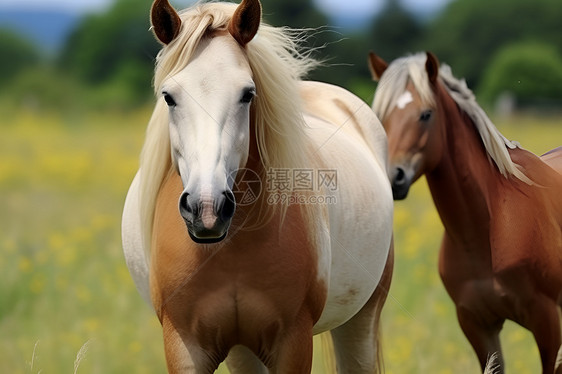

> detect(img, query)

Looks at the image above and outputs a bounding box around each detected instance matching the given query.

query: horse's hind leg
[226,345,268,374]
[330,245,393,374]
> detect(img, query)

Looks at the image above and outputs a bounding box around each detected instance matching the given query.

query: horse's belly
[308,124,394,333]
[312,214,392,333]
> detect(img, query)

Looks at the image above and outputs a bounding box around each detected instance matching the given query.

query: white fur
[309,117,392,332]
[396,91,413,109]
[299,81,393,332]
[483,352,501,374]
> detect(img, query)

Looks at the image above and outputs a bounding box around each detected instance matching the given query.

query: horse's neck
[426,96,495,249]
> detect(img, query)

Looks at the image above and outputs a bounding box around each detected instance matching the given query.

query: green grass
[0,108,560,373]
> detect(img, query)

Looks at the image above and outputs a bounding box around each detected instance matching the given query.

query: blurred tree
[4,67,83,112]
[0,29,40,88]
[59,0,160,104]
[423,0,562,89]
[260,0,346,86]
[478,42,562,107]
[368,0,422,61]
[261,0,378,92]
[261,0,328,29]
[58,0,336,105]
[56,0,386,107]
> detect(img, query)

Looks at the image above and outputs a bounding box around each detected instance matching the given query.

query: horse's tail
[373,240,394,373]
[483,352,501,374]
[555,344,562,373]
[319,332,336,373]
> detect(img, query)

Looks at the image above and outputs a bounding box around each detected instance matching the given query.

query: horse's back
[299,81,388,176]
[510,147,562,208]
[122,171,152,307]
[541,146,562,175]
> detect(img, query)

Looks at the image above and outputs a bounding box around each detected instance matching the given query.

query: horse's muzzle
[391,166,412,200]
[179,190,236,243]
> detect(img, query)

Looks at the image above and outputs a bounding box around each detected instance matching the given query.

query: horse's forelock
[154,3,238,92]
[373,53,436,121]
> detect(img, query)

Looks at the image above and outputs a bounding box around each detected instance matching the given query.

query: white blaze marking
[396,91,413,109]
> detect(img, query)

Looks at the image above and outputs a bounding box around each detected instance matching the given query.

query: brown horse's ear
[228,0,262,47]
[151,0,182,45]
[425,51,439,85]
[368,51,388,82]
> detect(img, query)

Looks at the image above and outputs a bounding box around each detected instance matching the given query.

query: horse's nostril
[179,192,195,219]
[220,190,236,222]
[394,168,407,186]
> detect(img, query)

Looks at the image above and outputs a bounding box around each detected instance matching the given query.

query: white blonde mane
[373,52,531,184]
[139,2,319,252]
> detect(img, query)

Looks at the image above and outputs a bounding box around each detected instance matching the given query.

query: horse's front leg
[162,314,222,374]
[455,304,505,373]
[161,314,196,373]
[520,295,561,374]
[269,314,315,374]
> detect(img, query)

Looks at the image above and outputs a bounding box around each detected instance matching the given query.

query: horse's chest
[438,235,493,299]
[152,227,327,349]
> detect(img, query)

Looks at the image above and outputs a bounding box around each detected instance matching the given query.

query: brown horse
[369,51,562,373]
[121,0,395,373]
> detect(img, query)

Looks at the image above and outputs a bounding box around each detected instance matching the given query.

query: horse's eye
[163,92,176,107]
[241,88,256,104]
[419,110,433,123]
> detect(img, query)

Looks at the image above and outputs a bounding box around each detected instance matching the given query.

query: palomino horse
[369,51,562,373]
[121,0,394,372]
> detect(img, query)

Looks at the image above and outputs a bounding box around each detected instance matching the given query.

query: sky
[0,0,452,16]
[314,0,451,18]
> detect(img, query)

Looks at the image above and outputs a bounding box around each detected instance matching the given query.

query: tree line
[2,0,562,112]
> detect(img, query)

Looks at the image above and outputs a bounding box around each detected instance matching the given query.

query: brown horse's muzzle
[390,166,412,200]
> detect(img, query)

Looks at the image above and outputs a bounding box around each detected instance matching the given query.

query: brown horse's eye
[419,110,433,123]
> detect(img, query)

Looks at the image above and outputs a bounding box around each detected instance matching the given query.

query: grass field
[1,108,561,373]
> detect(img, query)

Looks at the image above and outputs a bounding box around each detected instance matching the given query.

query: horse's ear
[368,51,388,82]
[151,0,182,45]
[425,51,439,85]
[228,0,262,47]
